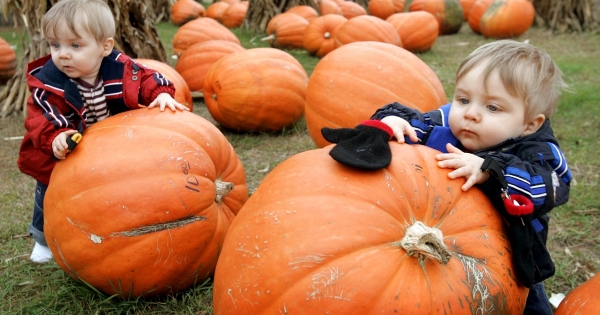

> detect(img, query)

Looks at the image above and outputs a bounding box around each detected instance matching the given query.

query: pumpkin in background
[212,143,529,314]
[333,15,401,48]
[170,0,205,26]
[286,5,319,21]
[221,1,249,29]
[44,108,248,298]
[319,0,343,15]
[174,40,245,93]
[480,0,535,38]
[134,58,193,110]
[368,0,405,20]
[387,11,439,53]
[468,0,493,33]
[219,0,240,4]
[459,0,477,20]
[304,14,348,58]
[338,1,367,19]
[203,48,308,132]
[206,1,230,22]
[305,41,446,147]
[0,37,17,85]
[264,13,309,50]
[554,273,600,315]
[172,17,241,56]
[409,0,463,35]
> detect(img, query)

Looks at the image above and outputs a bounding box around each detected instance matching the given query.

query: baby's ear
[101,37,115,56]
[522,114,545,136]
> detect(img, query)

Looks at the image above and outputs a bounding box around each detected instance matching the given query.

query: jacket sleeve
[135,62,176,106]
[476,143,571,217]
[370,102,444,144]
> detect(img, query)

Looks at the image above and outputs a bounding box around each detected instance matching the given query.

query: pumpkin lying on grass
[212,143,529,314]
[44,108,248,298]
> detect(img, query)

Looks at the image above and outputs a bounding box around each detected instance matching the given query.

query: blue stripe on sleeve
[506,166,546,206]
[547,142,572,184]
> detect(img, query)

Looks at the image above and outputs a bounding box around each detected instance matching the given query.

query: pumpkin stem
[397,221,451,264]
[215,179,234,205]
[324,32,331,39]
[260,34,276,42]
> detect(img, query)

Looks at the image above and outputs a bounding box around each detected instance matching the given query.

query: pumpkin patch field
[1,15,599,314]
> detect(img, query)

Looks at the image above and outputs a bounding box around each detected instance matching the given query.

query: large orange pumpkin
[468,0,493,33]
[174,40,245,93]
[170,0,206,26]
[303,14,348,58]
[386,11,439,53]
[338,1,367,19]
[368,0,405,20]
[203,48,308,132]
[554,273,600,315]
[44,108,248,298]
[479,0,535,38]
[333,15,401,48]
[408,0,464,35]
[221,1,249,29]
[0,37,17,84]
[459,0,477,20]
[134,58,193,110]
[264,13,310,50]
[212,143,529,314]
[319,0,343,15]
[305,41,446,147]
[172,17,241,56]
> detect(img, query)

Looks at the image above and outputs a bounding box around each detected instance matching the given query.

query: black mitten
[321,120,393,170]
[505,214,535,288]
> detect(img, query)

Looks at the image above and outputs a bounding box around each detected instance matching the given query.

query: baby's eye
[487,105,499,112]
[50,42,59,49]
[459,98,469,105]
[72,43,80,49]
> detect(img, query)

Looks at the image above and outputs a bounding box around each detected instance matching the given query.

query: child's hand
[147,93,190,112]
[436,143,490,191]
[52,129,79,160]
[381,116,419,143]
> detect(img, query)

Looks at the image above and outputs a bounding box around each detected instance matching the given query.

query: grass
[1,20,599,314]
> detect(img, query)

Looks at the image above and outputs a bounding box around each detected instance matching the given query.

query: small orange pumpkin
[303,14,348,58]
[264,13,310,50]
[554,273,600,315]
[368,0,405,20]
[286,5,319,21]
[408,0,464,35]
[172,17,241,56]
[459,0,477,20]
[319,0,343,15]
[174,40,245,93]
[468,0,493,33]
[221,1,249,29]
[0,37,17,84]
[333,15,401,48]
[134,58,194,110]
[206,1,230,22]
[203,48,308,132]
[170,0,206,26]
[386,11,439,53]
[45,108,248,298]
[305,41,446,147]
[480,0,535,38]
[338,1,367,19]
[213,143,529,314]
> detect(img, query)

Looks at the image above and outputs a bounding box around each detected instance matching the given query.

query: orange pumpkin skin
[368,0,405,20]
[286,5,319,21]
[172,17,241,56]
[213,143,529,314]
[468,0,493,33]
[303,14,348,58]
[265,13,310,50]
[44,109,248,298]
[221,1,248,29]
[555,273,600,315]
[387,11,439,52]
[337,1,367,19]
[206,1,230,22]
[174,40,245,93]
[203,48,308,132]
[170,0,206,26]
[0,37,17,84]
[409,0,464,35]
[134,58,193,110]
[480,0,535,38]
[320,0,343,15]
[333,15,402,48]
[305,41,446,147]
[459,0,477,20]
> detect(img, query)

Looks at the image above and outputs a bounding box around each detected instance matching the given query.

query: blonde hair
[43,0,115,44]
[455,40,569,120]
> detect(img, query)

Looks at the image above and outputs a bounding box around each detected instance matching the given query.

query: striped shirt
[71,76,110,126]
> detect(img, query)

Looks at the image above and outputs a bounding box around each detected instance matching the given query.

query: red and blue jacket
[18,50,175,185]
